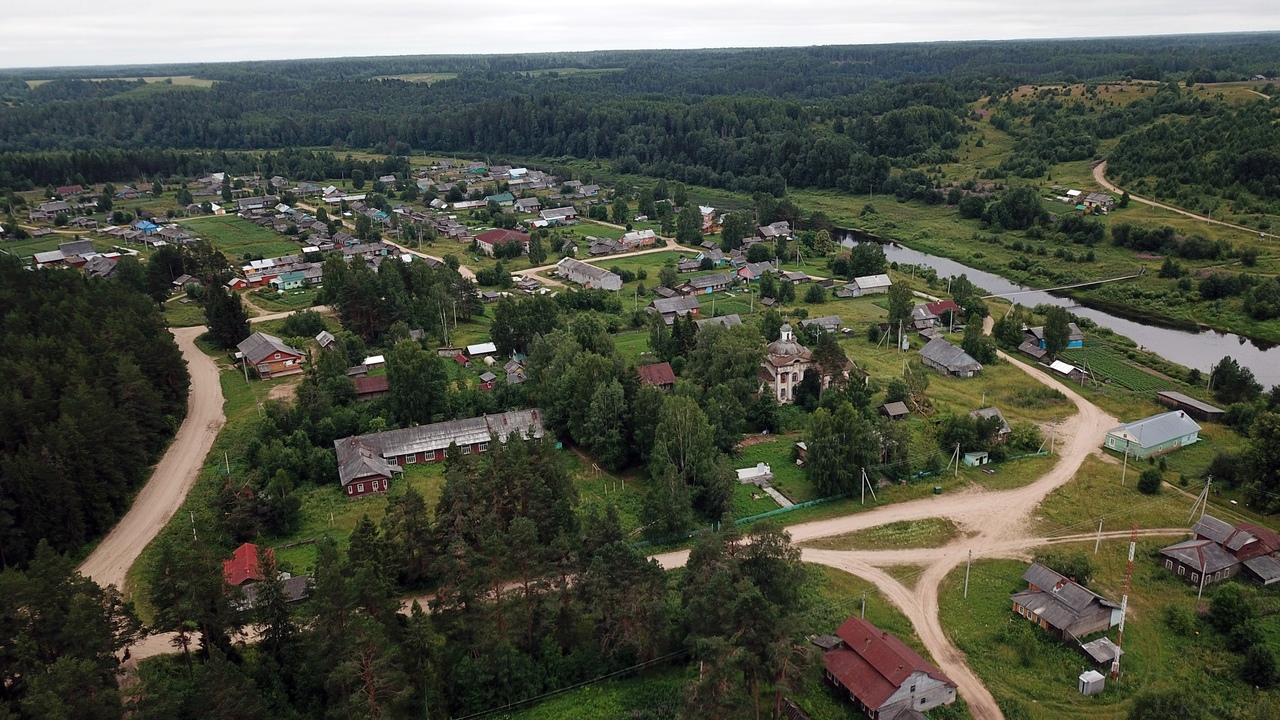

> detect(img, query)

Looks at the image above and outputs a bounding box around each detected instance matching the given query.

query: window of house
[462,445,471,454]
[479,442,489,452]
[1179,566,1185,576]
[1191,573,1199,582]
[1165,559,1173,570]
[406,454,416,464]
[910,685,916,693]
[274,353,281,359]
[357,483,364,492]
[347,486,352,494]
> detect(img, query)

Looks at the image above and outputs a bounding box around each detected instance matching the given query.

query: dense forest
[1,35,1279,201]
[0,257,189,567]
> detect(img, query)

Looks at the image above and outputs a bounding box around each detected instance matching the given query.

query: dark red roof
[475,229,529,246]
[1237,523,1280,560]
[223,542,272,586]
[926,300,961,316]
[455,353,469,365]
[824,617,954,711]
[353,375,389,395]
[637,362,677,387]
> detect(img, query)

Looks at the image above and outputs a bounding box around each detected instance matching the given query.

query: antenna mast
[1112,523,1138,679]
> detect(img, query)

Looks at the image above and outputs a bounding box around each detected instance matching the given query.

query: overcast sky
[4,1,1279,70]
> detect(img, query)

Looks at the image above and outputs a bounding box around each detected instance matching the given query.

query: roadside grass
[179,215,300,258]
[938,540,1280,720]
[802,518,962,551]
[164,299,206,327]
[1034,454,1198,537]
[882,564,928,591]
[564,450,646,537]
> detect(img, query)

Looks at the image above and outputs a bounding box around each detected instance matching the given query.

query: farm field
[1059,346,1172,391]
[179,215,300,259]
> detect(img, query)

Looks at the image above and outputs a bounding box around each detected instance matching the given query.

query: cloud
[3,0,1278,69]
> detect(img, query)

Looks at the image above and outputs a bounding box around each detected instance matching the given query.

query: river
[841,235,1280,388]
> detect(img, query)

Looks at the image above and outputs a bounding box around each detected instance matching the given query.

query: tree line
[0,257,190,567]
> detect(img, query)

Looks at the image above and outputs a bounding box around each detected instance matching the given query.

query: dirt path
[77,326,226,593]
[1093,161,1275,240]
[653,351,1118,720]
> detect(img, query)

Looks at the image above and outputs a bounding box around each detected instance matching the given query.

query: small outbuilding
[1155,391,1225,422]
[879,402,909,421]
[1078,670,1105,697]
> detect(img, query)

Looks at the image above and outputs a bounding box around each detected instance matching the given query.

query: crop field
[180,215,300,259]
[1059,346,1172,391]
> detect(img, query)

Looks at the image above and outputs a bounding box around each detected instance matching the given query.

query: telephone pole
[964,549,972,599]
[1094,517,1104,554]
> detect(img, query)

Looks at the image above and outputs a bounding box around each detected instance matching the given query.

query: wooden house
[1010,563,1122,641]
[237,332,306,379]
[822,617,957,719]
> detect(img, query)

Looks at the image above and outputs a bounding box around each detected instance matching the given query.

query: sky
[4,0,1279,70]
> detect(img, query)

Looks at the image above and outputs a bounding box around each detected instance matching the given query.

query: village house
[737,261,778,282]
[333,409,544,478]
[637,362,677,391]
[760,324,816,404]
[676,257,702,273]
[1026,323,1085,350]
[621,229,656,248]
[237,332,306,379]
[696,314,742,330]
[758,221,792,240]
[969,407,1011,443]
[821,616,957,719]
[475,228,530,257]
[556,257,622,291]
[1010,563,1122,642]
[1160,515,1280,586]
[540,206,578,224]
[514,197,542,213]
[679,272,734,295]
[353,375,390,401]
[800,316,842,334]
[1104,410,1201,459]
[647,295,701,326]
[334,436,404,498]
[224,542,272,586]
[781,270,811,285]
[919,338,983,378]
[836,274,893,298]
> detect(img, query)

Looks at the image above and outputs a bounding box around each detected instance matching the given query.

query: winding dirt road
[1093,161,1275,239]
[653,351,1119,720]
[78,326,226,592]
[78,307,326,593]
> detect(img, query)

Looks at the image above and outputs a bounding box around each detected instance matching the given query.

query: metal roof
[1160,538,1238,574]
[237,332,303,365]
[919,338,982,373]
[1245,555,1280,585]
[1107,411,1202,449]
[339,409,545,462]
[853,274,892,289]
[1156,391,1224,416]
[824,617,954,712]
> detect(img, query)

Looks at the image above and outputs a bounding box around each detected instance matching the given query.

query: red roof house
[925,300,961,318]
[223,542,273,586]
[823,617,957,718]
[637,362,677,391]
[475,229,530,257]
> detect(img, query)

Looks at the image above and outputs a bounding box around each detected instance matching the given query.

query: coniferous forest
[0,257,189,567]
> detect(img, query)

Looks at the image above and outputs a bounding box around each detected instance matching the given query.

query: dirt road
[77,326,227,592]
[653,351,1118,720]
[1093,161,1274,239]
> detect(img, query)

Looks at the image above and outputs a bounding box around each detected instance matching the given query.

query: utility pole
[861,590,866,619]
[1095,517,1104,554]
[964,549,972,599]
[954,443,961,478]
[1120,446,1129,486]
[189,510,197,542]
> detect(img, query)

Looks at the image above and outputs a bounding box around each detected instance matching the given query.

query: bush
[1242,643,1278,688]
[279,309,327,338]
[1162,603,1198,637]
[1033,549,1093,585]
[1138,468,1163,495]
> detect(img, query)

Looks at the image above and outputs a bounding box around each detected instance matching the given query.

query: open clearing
[26,75,213,88]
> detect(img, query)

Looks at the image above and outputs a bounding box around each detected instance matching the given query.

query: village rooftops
[224,542,273,586]
[969,407,1011,435]
[919,338,983,375]
[637,362,677,388]
[1107,411,1202,451]
[1193,515,1260,554]
[338,409,544,462]
[1011,563,1121,636]
[696,314,742,329]
[823,616,956,714]
[334,436,404,489]
[648,295,700,316]
[1161,538,1239,575]
[237,332,303,366]
[853,273,892,290]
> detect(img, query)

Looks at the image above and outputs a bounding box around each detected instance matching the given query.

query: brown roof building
[822,617,957,719]
[637,362,677,391]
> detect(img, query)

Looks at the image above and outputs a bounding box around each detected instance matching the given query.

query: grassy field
[179,215,300,259]
[1035,454,1202,537]
[245,287,320,313]
[163,299,206,327]
[25,75,214,88]
[802,518,962,551]
[939,541,1280,720]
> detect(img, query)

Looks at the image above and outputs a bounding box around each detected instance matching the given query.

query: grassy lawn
[179,215,300,259]
[938,541,1280,720]
[245,287,321,313]
[1035,454,1201,537]
[612,329,652,363]
[264,462,448,574]
[163,299,206,327]
[802,518,962,551]
[736,435,813,503]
